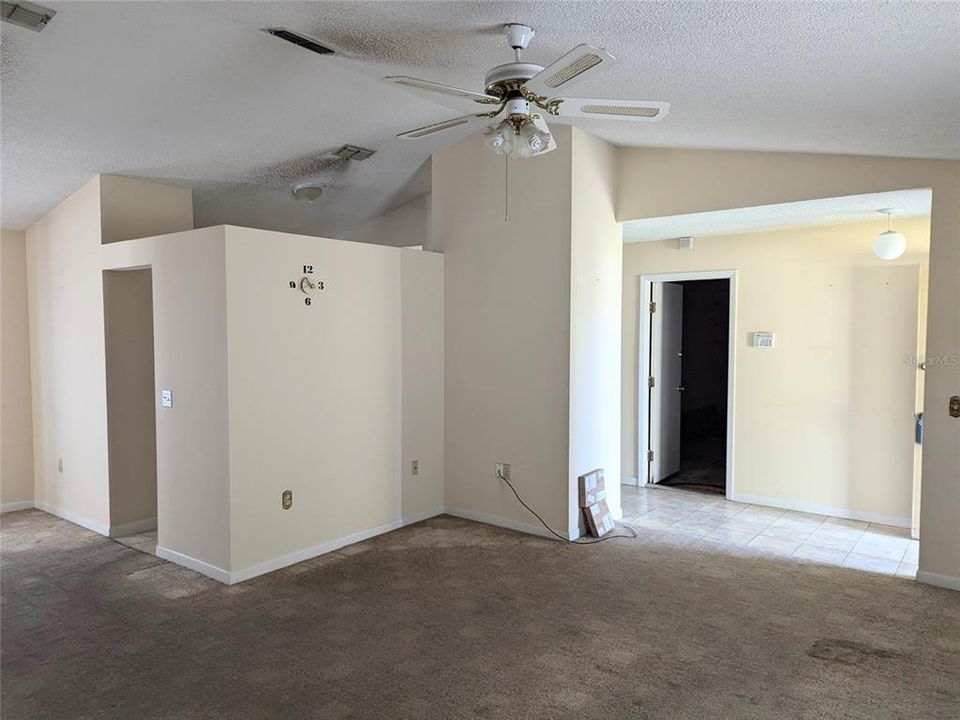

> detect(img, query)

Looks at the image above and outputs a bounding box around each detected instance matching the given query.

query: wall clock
[289,264,325,306]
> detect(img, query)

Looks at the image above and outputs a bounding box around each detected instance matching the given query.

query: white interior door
[650,282,684,482]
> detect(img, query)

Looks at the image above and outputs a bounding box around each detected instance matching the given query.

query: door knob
[676,386,685,392]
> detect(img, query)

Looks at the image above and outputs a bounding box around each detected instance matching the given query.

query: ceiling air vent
[1,1,55,31]
[333,145,376,161]
[262,27,335,56]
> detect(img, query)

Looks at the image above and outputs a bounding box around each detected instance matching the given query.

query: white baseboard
[401,506,447,526]
[156,546,232,584]
[917,571,960,592]
[158,507,447,586]
[109,516,158,537]
[1,500,34,514]
[729,492,911,529]
[35,501,110,535]
[443,506,578,541]
[621,476,639,487]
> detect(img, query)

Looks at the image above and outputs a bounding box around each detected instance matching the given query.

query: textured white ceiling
[622,189,932,242]
[2,1,958,233]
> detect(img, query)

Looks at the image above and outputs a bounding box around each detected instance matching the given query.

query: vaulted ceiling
[3,1,958,234]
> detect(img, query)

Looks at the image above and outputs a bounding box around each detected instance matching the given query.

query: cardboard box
[578,469,606,508]
[584,499,615,538]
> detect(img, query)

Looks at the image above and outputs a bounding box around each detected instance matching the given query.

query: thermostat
[752,332,775,348]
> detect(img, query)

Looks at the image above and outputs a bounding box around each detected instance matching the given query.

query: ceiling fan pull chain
[504,154,509,223]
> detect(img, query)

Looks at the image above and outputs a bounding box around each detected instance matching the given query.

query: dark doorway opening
[658,279,729,493]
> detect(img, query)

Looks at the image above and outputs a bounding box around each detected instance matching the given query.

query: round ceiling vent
[292,182,324,202]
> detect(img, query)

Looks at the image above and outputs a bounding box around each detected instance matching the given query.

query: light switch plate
[161,389,173,408]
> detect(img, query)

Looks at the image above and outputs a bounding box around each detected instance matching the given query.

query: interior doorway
[640,271,736,497]
[103,267,158,544]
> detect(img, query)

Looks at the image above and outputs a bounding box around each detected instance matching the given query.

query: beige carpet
[2,509,958,719]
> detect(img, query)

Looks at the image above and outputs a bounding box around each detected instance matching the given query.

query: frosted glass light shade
[873,230,907,260]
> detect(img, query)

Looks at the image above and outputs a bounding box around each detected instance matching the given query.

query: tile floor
[113,529,158,556]
[621,485,918,579]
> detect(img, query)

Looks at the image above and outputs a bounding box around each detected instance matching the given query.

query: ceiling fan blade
[384,76,502,105]
[522,44,615,99]
[550,98,670,122]
[396,114,488,140]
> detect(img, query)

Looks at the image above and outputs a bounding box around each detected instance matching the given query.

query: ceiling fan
[386,24,670,159]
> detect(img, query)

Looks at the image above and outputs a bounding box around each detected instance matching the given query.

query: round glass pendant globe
[873,230,907,260]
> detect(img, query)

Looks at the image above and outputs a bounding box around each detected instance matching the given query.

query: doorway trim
[637,270,738,500]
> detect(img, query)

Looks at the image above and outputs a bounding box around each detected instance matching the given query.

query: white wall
[617,148,959,587]
[347,194,431,248]
[1,230,35,510]
[622,219,929,526]
[568,129,623,529]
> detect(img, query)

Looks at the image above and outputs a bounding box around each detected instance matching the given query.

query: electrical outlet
[496,462,511,481]
[58,457,63,473]
[411,459,419,476]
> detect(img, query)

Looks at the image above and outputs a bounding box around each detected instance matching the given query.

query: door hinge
[647,450,654,462]
[648,376,655,388]
[649,301,657,313]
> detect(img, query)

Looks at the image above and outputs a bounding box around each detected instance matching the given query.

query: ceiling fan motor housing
[484,62,544,97]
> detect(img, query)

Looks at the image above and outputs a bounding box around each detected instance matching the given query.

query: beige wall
[102,228,232,570]
[227,227,407,572]
[100,175,194,245]
[103,268,157,528]
[622,219,929,525]
[569,129,623,529]
[347,194,431,248]
[431,127,574,535]
[101,224,442,581]
[618,148,959,586]
[431,127,623,538]
[27,176,193,534]
[1,230,35,509]
[151,228,231,568]
[27,178,111,529]
[401,249,445,520]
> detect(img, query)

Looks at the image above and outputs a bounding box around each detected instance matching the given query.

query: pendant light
[873,208,907,260]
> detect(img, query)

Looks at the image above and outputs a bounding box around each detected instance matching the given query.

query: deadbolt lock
[950,396,960,419]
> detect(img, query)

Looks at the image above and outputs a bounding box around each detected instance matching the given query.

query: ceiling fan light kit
[386,24,669,159]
